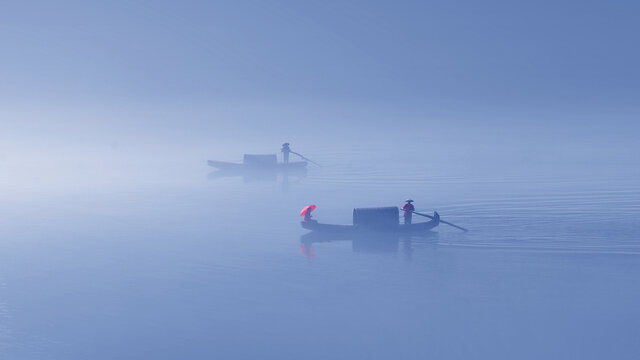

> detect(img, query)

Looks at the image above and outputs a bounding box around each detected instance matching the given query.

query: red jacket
[402,203,415,216]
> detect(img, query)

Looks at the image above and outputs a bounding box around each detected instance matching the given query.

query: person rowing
[281,143,292,164]
[402,199,415,224]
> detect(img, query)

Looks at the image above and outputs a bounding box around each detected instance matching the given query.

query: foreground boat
[301,213,439,234]
[301,207,440,234]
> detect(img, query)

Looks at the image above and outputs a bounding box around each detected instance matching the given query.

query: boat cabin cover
[243,154,278,166]
[352,207,399,230]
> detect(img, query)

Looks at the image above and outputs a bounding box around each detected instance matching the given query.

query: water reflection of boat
[208,167,307,181]
[299,231,438,256]
[300,232,398,254]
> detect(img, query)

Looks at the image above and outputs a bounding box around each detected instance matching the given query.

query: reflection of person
[300,242,315,258]
[402,237,413,262]
[281,143,291,164]
[402,199,415,224]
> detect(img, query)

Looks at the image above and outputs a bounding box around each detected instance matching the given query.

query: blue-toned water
[1,141,638,359]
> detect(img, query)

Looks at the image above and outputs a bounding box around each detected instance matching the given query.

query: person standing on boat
[402,199,415,224]
[281,143,291,164]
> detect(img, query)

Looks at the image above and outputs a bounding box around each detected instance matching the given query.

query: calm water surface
[1,145,639,359]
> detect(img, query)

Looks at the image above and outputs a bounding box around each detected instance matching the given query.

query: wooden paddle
[410,211,468,232]
[290,151,321,167]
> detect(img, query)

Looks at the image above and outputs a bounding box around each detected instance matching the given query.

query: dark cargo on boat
[352,207,399,229]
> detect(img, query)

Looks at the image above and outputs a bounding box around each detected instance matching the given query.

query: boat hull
[207,160,307,171]
[301,212,439,234]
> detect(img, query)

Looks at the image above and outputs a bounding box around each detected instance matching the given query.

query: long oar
[411,211,468,232]
[290,151,321,167]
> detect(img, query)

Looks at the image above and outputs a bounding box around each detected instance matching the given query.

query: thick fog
[1,1,640,359]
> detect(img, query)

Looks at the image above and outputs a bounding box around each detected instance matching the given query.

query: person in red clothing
[402,199,415,224]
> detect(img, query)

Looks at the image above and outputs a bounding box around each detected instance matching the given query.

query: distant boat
[300,206,440,234]
[207,154,307,171]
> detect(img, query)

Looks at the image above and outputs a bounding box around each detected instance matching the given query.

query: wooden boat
[207,160,307,171]
[207,154,307,171]
[301,211,440,234]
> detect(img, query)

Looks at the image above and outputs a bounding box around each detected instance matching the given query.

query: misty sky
[1,1,638,196]
[2,1,638,112]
